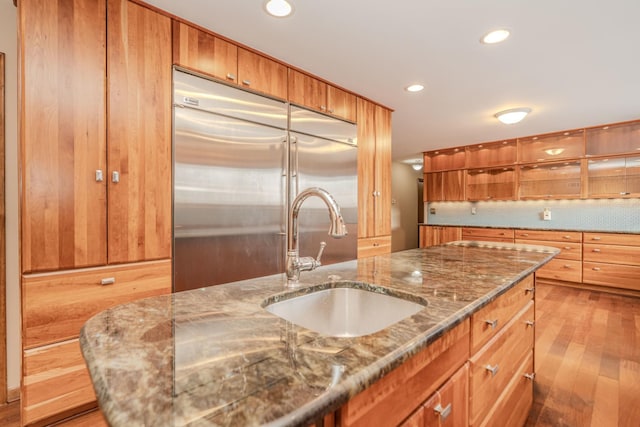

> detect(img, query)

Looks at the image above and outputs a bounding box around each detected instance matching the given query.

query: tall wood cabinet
[19,0,172,424]
[357,98,392,257]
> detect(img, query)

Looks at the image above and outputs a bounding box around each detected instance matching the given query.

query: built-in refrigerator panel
[173,70,288,291]
[290,106,358,266]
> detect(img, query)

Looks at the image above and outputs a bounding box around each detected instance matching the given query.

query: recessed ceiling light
[405,84,425,93]
[264,0,293,17]
[495,107,531,124]
[481,29,510,44]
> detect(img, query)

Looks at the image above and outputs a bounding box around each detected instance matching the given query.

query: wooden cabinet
[20,0,172,273]
[237,48,287,99]
[357,236,392,258]
[172,21,238,83]
[515,230,583,283]
[466,140,516,168]
[419,226,462,248]
[583,232,640,291]
[518,129,584,163]
[587,155,640,198]
[172,23,287,99]
[19,0,173,424]
[424,147,465,172]
[466,167,516,201]
[462,227,514,243]
[288,69,356,122]
[357,98,391,256]
[519,160,582,199]
[19,0,108,273]
[586,120,640,156]
[402,363,469,427]
[426,170,465,202]
[107,0,172,264]
[339,320,470,427]
[469,280,535,427]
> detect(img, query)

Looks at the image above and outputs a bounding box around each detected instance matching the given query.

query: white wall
[1,1,20,394]
[391,162,422,252]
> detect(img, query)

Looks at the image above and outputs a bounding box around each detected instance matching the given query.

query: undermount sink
[263,283,427,337]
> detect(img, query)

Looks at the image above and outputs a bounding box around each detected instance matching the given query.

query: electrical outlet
[471,206,477,215]
[430,207,436,215]
[543,208,551,221]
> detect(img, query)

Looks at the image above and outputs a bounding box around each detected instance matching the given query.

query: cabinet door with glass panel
[587,156,640,198]
[466,167,516,201]
[518,130,584,163]
[519,160,582,199]
[586,120,640,156]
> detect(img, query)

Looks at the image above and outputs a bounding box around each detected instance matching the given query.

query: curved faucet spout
[286,187,347,284]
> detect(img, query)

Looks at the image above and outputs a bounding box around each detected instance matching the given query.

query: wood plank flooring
[1,283,638,426]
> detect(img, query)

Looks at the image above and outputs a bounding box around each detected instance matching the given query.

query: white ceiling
[145,0,640,162]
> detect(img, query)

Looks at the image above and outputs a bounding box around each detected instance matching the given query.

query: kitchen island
[80,242,558,426]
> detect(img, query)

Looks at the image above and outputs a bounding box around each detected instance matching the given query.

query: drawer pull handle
[434,403,452,421]
[226,73,236,81]
[485,319,498,329]
[523,372,536,381]
[242,79,251,86]
[525,287,535,294]
[101,277,115,286]
[486,364,499,377]
[95,170,104,182]
[592,237,602,241]
[526,320,535,327]
[563,246,572,250]
[521,233,529,237]
[563,265,571,269]
[592,248,601,253]
[592,267,601,271]
[562,235,572,240]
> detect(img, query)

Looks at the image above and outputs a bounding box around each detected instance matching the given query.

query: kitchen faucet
[286,187,348,285]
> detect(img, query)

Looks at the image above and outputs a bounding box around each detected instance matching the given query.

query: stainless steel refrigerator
[173,70,357,292]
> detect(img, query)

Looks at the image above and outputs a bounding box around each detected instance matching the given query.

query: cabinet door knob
[112,171,120,183]
[433,403,452,422]
[485,364,499,377]
[242,79,251,86]
[100,277,115,286]
[95,170,104,182]
[320,105,327,111]
[484,319,498,329]
[526,320,535,327]
[226,73,236,81]
[523,372,536,381]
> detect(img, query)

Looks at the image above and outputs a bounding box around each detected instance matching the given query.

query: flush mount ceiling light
[264,0,293,17]
[405,84,425,93]
[411,162,423,171]
[495,107,531,124]
[481,29,510,44]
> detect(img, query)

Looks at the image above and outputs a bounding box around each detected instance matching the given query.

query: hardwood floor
[525,283,640,427]
[1,284,637,426]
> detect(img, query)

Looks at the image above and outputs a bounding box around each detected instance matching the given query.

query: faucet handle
[315,241,327,266]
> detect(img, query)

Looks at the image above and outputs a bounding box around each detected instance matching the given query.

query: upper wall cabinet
[518,129,584,163]
[20,0,108,272]
[173,21,238,84]
[586,120,640,156]
[466,139,516,168]
[424,147,466,172]
[466,167,516,201]
[587,155,640,198]
[519,160,582,199]
[172,22,287,99]
[288,69,357,122]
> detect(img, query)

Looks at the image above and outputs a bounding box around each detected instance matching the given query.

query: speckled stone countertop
[80,241,558,427]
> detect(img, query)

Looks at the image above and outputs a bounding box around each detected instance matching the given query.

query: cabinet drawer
[514,229,582,243]
[421,363,469,427]
[340,320,470,427]
[469,302,534,427]
[583,262,640,291]
[583,232,639,246]
[22,339,96,426]
[462,227,514,240]
[478,351,534,427]
[583,243,640,266]
[535,258,582,282]
[23,260,172,348]
[516,239,582,261]
[357,236,391,258]
[470,275,533,354]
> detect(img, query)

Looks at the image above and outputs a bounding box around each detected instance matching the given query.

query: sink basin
[263,283,427,337]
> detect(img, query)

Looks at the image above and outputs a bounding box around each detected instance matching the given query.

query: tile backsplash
[426,199,640,233]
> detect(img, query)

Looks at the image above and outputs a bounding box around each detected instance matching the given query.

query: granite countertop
[80,242,558,427]
[417,223,640,234]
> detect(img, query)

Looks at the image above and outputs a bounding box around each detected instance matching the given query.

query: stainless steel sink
[263,284,427,337]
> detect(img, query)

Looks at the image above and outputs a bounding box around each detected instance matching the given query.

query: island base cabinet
[339,320,470,427]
